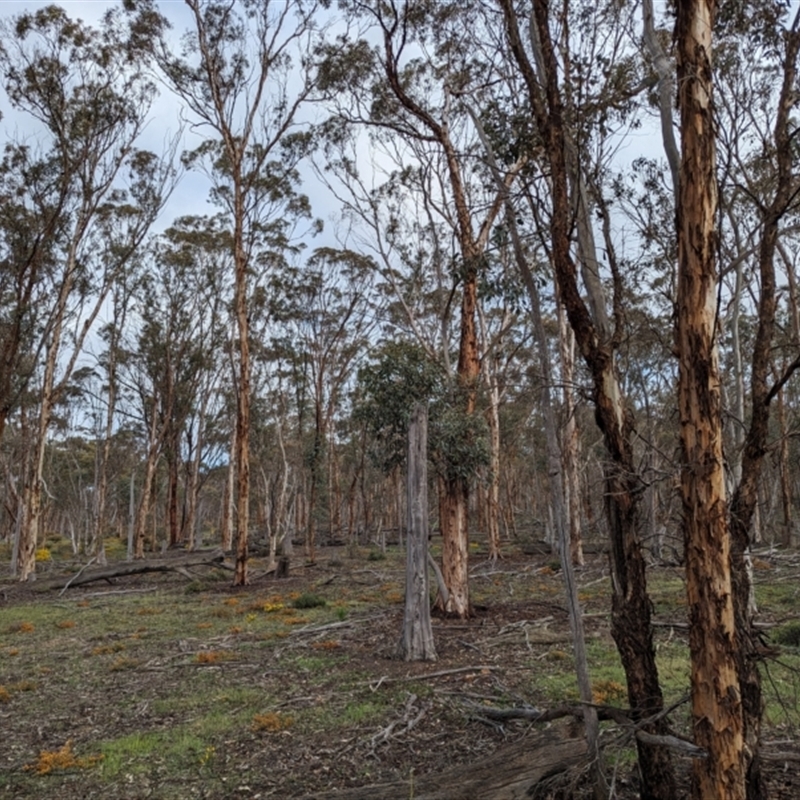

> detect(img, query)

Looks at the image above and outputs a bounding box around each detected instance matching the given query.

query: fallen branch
[34,550,226,591]
[301,726,587,800]
[58,556,97,597]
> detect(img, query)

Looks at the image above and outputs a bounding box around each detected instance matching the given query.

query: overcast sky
[0,0,342,239]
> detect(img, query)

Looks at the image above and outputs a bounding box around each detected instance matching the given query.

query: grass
[1,541,798,799]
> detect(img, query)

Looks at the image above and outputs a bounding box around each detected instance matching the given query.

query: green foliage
[429,391,491,484]
[354,340,442,473]
[292,592,327,610]
[771,621,800,649]
[355,340,490,482]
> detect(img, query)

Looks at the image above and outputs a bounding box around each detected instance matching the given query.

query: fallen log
[300,728,587,800]
[31,549,227,592]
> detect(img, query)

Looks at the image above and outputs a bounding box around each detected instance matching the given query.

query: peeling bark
[675,2,745,798]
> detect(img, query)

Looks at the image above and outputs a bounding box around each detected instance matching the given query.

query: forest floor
[0,538,799,799]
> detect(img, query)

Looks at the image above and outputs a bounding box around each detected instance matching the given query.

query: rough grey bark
[398,404,437,662]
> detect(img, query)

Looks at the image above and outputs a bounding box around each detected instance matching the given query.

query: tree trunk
[134,400,162,560]
[675,2,745,798]
[436,474,470,618]
[167,436,180,548]
[398,404,437,662]
[221,422,235,553]
[499,4,677,797]
[777,388,792,547]
[233,201,250,585]
[557,298,584,566]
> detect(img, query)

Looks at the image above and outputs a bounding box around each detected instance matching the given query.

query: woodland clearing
[1,541,799,800]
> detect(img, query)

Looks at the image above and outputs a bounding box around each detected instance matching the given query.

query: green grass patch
[292,592,327,609]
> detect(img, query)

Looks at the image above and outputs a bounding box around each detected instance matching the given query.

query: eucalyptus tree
[91,263,140,564]
[129,0,322,584]
[0,6,172,580]
[319,0,524,616]
[632,4,800,795]
[155,216,230,551]
[496,1,678,797]
[715,6,800,797]
[123,233,218,558]
[262,248,379,559]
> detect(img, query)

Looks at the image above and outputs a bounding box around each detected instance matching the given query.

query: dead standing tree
[398,403,436,661]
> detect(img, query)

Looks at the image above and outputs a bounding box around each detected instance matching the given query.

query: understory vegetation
[1,542,799,799]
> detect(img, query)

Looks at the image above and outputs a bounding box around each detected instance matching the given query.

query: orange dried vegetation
[9,621,35,634]
[195,650,232,664]
[25,740,103,775]
[311,640,340,651]
[592,679,627,705]
[252,712,293,732]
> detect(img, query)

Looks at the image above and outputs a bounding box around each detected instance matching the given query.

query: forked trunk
[499,3,677,796]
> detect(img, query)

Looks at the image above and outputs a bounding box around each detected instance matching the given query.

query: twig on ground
[58,556,98,597]
[369,665,499,692]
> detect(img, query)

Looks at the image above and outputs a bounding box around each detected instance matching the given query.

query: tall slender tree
[133,0,321,583]
[675,1,745,798]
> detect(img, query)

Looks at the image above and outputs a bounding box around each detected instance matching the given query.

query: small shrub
[546,649,569,661]
[772,621,800,648]
[136,607,163,616]
[91,643,125,656]
[592,679,627,705]
[367,549,386,562]
[109,657,138,672]
[34,547,51,562]
[9,621,35,634]
[263,602,284,613]
[56,620,76,629]
[252,712,293,732]
[311,640,340,650]
[223,598,239,607]
[196,623,213,630]
[196,650,231,664]
[293,593,326,609]
[12,680,37,693]
[0,686,11,703]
